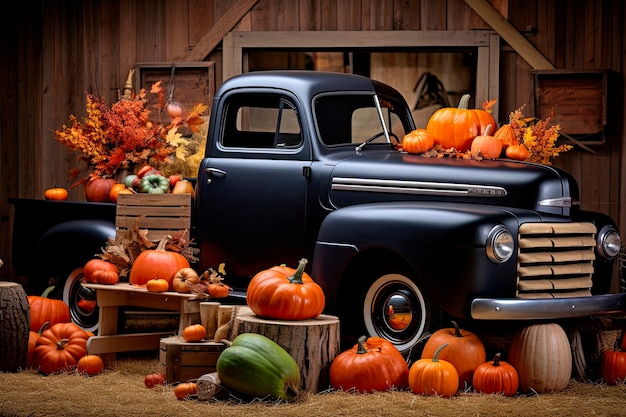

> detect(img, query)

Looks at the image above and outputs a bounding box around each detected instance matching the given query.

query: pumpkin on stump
[330,335,409,393]
[508,322,572,393]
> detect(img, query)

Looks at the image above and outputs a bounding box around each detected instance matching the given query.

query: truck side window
[222,94,302,149]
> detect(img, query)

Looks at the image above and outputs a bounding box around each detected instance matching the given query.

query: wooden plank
[88,332,174,354]
[463,0,555,70]
[182,0,258,62]
[166,0,190,61]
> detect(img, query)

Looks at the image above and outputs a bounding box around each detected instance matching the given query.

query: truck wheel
[338,263,440,360]
[62,268,99,333]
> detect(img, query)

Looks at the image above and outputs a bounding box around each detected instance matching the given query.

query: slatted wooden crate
[115,193,191,241]
[158,336,225,383]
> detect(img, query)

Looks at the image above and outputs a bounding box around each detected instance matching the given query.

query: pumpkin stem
[41,286,56,298]
[220,339,232,347]
[492,352,502,366]
[451,320,463,337]
[457,94,471,110]
[356,335,368,354]
[156,236,172,251]
[432,343,449,362]
[287,258,308,285]
[483,124,493,136]
[38,321,51,335]
[56,339,70,350]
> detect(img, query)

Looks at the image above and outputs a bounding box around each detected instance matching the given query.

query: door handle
[204,167,226,184]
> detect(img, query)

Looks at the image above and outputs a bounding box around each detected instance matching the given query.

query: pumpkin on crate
[409,343,459,397]
[246,258,325,320]
[34,322,89,374]
[420,320,486,391]
[182,324,207,343]
[27,286,71,332]
[508,322,572,393]
[426,94,497,152]
[472,352,519,396]
[329,335,409,393]
[84,175,118,203]
[216,333,301,401]
[129,236,190,289]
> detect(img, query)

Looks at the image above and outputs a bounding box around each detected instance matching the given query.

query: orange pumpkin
[470,124,501,159]
[84,176,117,203]
[420,320,486,391]
[402,129,435,154]
[83,259,118,284]
[172,268,200,293]
[472,352,519,396]
[505,144,529,161]
[108,183,128,203]
[27,286,71,332]
[599,346,626,386]
[129,236,190,289]
[44,186,69,201]
[146,277,170,293]
[77,354,104,375]
[330,335,409,393]
[182,324,206,342]
[174,382,197,400]
[34,322,89,374]
[493,124,517,149]
[26,322,50,369]
[93,269,119,285]
[246,258,325,320]
[426,94,497,152]
[409,344,459,397]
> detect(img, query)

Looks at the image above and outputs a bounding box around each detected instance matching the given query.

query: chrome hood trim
[332,177,507,197]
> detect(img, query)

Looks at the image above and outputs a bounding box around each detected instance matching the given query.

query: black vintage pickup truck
[10,70,624,356]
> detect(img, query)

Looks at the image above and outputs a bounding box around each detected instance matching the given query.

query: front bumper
[471,293,626,320]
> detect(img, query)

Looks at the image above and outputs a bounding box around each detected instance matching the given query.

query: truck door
[196,92,312,282]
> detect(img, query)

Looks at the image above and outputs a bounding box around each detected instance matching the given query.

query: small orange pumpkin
[599,346,626,386]
[409,344,459,397]
[26,322,50,369]
[44,186,69,201]
[182,324,206,342]
[146,277,170,293]
[470,124,501,159]
[108,183,128,203]
[83,259,118,284]
[77,354,104,375]
[172,268,200,293]
[472,352,519,396]
[402,129,435,154]
[84,175,117,203]
[493,124,517,149]
[505,144,529,161]
[174,382,197,400]
[93,269,119,285]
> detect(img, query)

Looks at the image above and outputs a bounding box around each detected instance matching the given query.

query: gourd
[472,352,519,396]
[146,277,169,293]
[329,335,409,393]
[426,94,497,152]
[129,236,190,289]
[493,124,517,149]
[505,144,529,161]
[77,354,104,375]
[599,345,626,385]
[182,324,206,342]
[34,322,89,374]
[174,382,197,400]
[402,129,435,154]
[420,320,486,390]
[44,186,68,201]
[92,269,119,285]
[246,258,325,320]
[83,259,118,284]
[409,344,459,397]
[470,124,501,159]
[144,373,166,388]
[172,268,200,293]
[508,323,572,393]
[216,333,301,401]
[27,286,71,332]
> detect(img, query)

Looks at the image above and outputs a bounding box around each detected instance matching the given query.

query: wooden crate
[115,193,191,241]
[158,336,225,383]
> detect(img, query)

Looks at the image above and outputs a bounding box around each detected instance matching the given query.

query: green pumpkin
[216,333,301,400]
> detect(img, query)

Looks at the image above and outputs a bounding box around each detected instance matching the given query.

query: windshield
[314,93,408,147]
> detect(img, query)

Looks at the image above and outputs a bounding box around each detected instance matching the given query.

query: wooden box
[115,193,191,241]
[158,336,226,383]
[532,69,607,142]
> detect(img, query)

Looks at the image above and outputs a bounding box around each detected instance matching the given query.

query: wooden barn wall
[1,0,624,281]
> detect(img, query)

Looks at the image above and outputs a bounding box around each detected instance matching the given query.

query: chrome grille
[517,222,596,299]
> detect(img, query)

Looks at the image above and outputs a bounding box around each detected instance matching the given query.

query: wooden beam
[464,0,555,70]
[182,0,258,62]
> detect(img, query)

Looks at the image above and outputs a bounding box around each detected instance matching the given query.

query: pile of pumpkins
[401,93,528,161]
[43,164,194,204]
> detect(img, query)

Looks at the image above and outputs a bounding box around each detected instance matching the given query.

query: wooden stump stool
[0,282,30,372]
[231,306,340,393]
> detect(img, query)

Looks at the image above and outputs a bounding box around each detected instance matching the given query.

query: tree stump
[231,306,340,393]
[0,282,30,372]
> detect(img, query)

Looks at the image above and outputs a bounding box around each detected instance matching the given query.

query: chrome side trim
[471,293,626,320]
[332,177,507,197]
[538,197,572,207]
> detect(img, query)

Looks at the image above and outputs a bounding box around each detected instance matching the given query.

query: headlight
[597,226,621,259]
[486,225,514,263]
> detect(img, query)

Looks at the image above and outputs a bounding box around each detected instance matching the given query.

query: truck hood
[326,151,577,216]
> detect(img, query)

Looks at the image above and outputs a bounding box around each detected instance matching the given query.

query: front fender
[313,202,537,318]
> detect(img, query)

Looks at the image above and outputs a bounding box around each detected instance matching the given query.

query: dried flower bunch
[507,105,572,165]
[55,81,207,185]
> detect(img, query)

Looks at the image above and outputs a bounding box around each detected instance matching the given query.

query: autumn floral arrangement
[54,81,208,186]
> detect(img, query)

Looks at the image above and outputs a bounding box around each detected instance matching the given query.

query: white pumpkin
[508,323,572,393]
